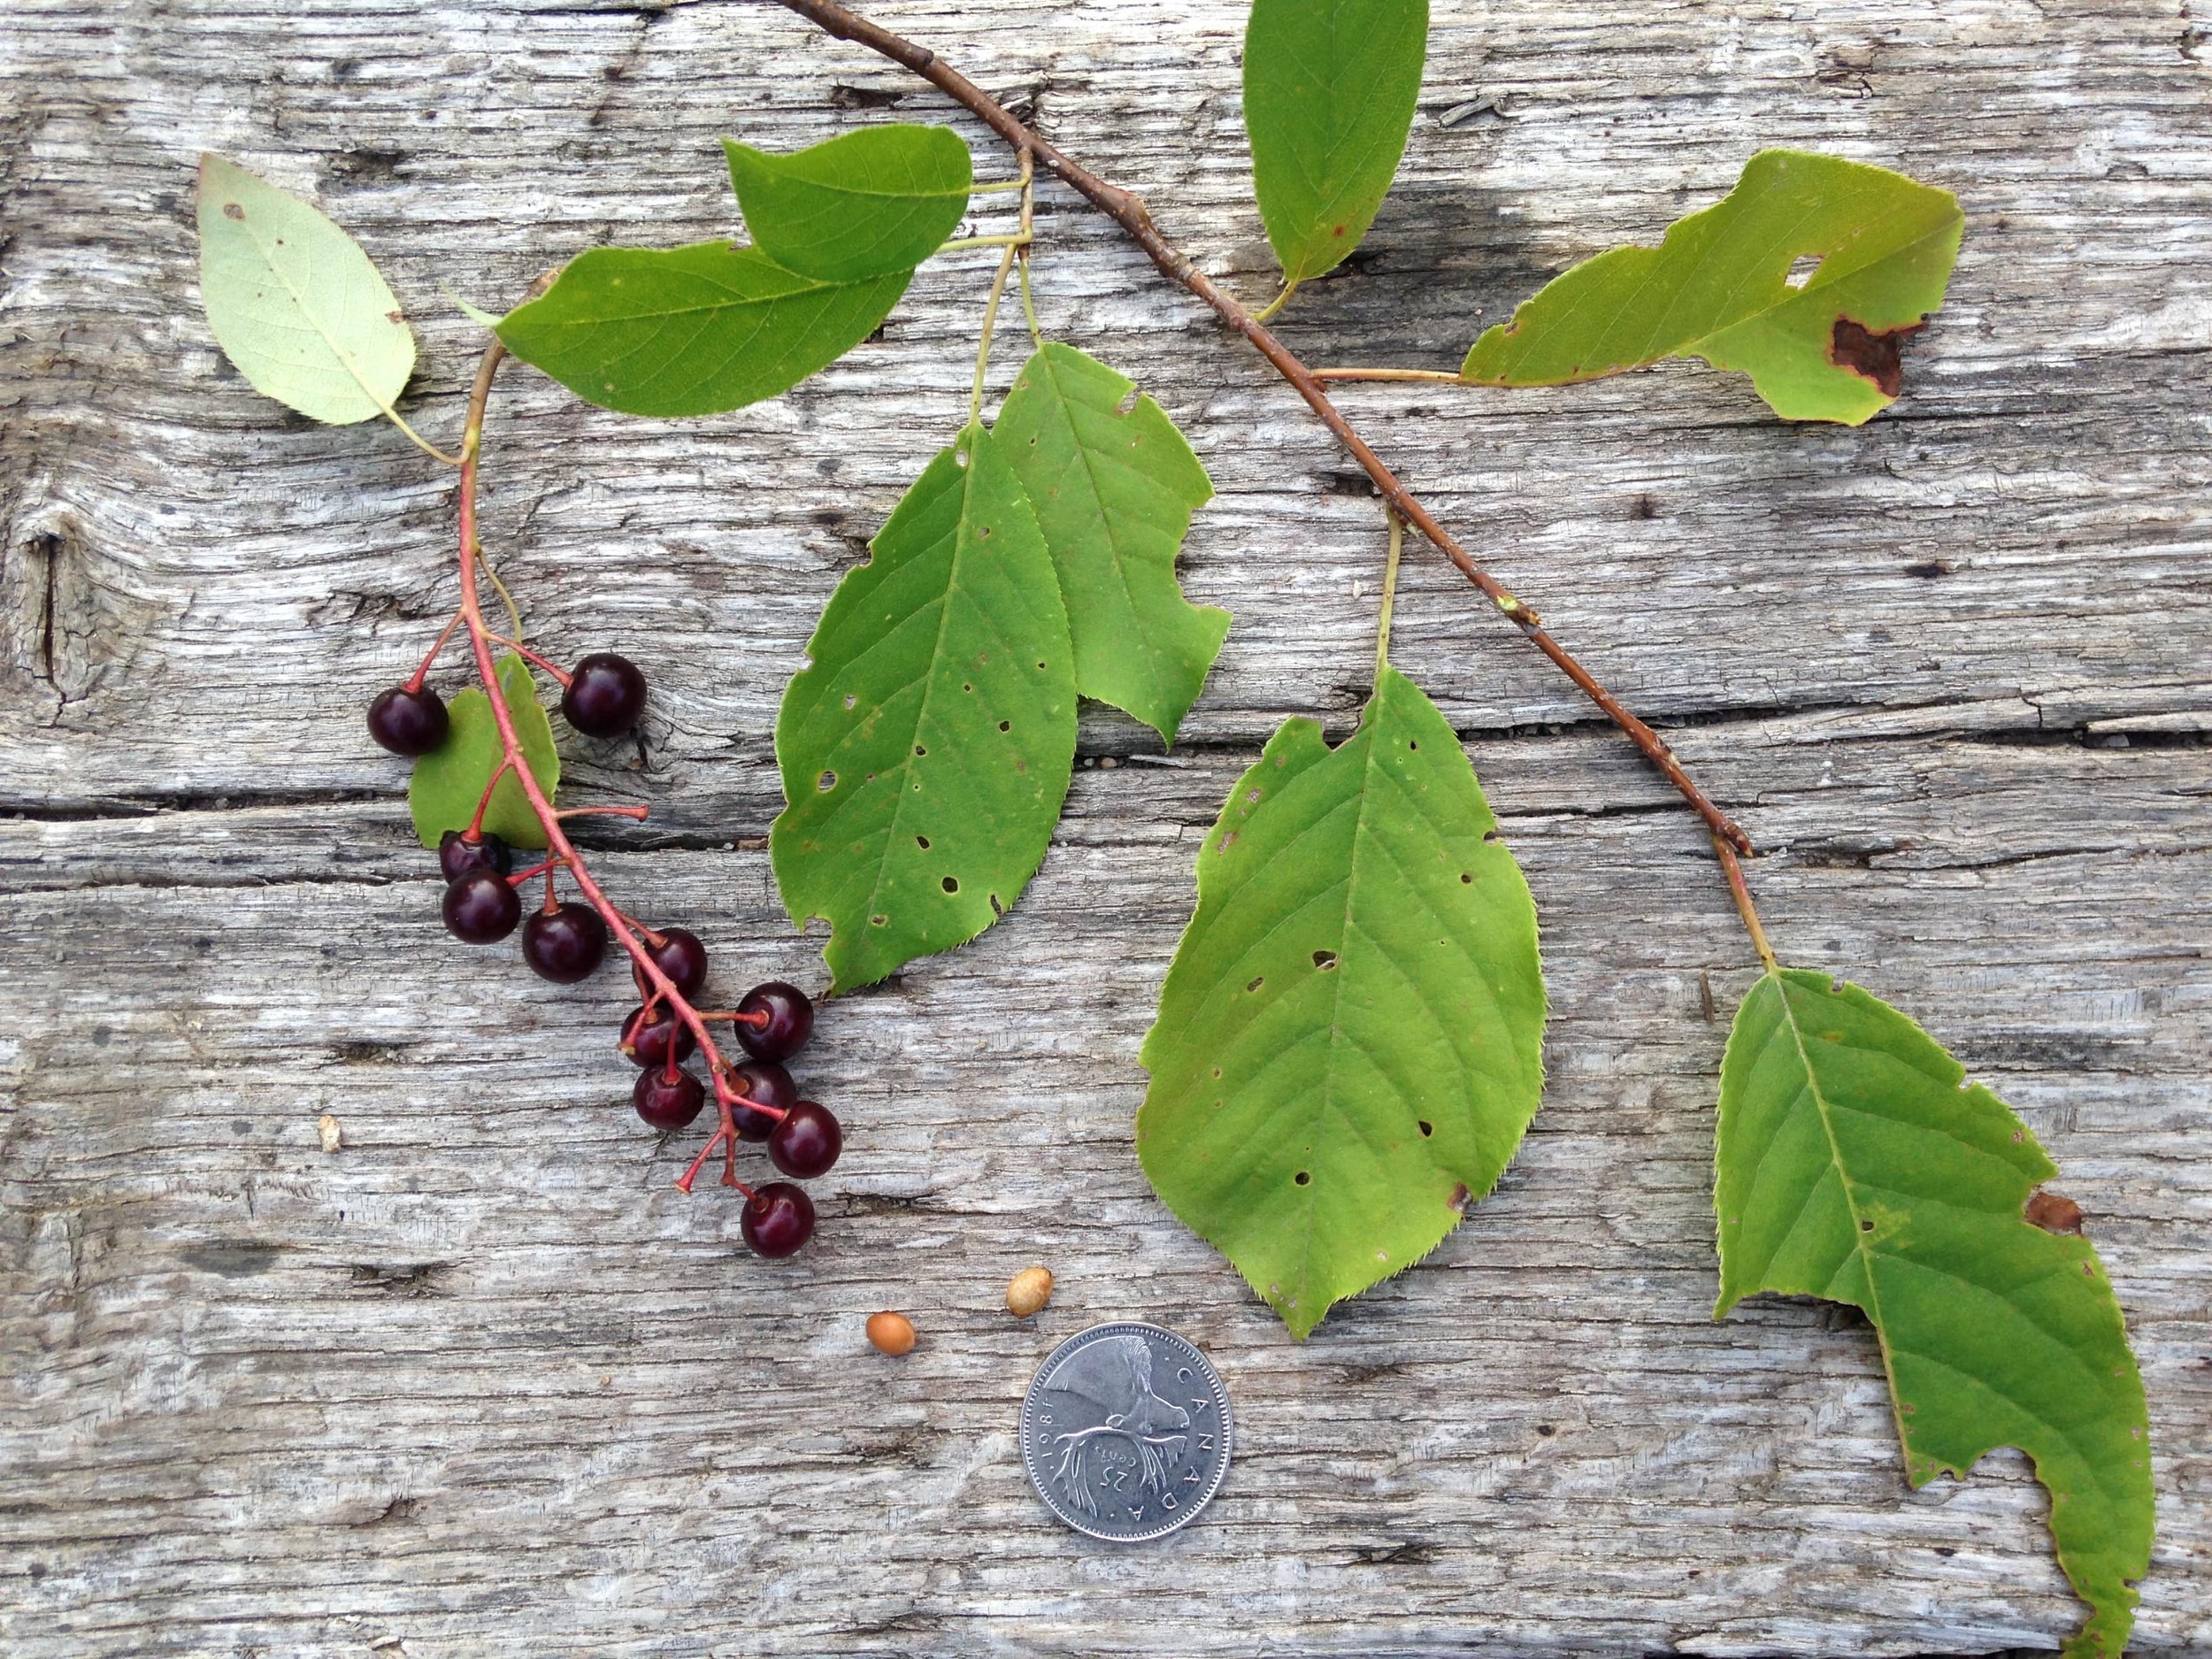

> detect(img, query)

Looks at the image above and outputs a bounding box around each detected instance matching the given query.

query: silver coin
[1018,1321,1232,1542]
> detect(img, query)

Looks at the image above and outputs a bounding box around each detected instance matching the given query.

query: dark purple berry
[735,981,814,1062]
[442,870,520,944]
[620,1003,696,1070]
[768,1100,841,1179]
[523,902,608,984]
[741,1181,815,1258]
[633,1066,705,1131]
[647,928,709,998]
[439,828,513,883]
[726,1059,797,1142]
[561,652,648,738]
[367,684,449,756]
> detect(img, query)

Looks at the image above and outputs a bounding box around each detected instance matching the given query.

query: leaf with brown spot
[1717,969,2152,1657]
[196,153,417,426]
[1461,150,1962,424]
[771,424,1075,992]
[1243,0,1429,285]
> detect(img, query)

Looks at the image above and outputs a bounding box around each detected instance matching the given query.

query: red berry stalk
[367,338,839,1245]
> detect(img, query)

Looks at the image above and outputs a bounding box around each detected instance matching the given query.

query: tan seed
[865,1310,917,1356]
[1005,1266,1054,1318]
[317,1113,342,1154]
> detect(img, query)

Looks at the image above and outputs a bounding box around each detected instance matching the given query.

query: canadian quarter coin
[1018,1321,1232,1542]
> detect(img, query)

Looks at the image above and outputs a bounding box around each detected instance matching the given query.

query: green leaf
[495,242,909,418]
[1716,969,2153,1659]
[1243,0,1430,285]
[196,153,416,425]
[991,343,1229,746]
[772,426,1077,993]
[1138,665,1547,1339]
[407,656,561,851]
[724,126,972,282]
[1462,150,1963,424]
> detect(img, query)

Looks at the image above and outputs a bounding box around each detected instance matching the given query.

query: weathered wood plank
[3,0,2208,1655]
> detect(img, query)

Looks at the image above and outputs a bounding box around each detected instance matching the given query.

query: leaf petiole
[1310,366,1466,384]
[967,153,1036,426]
[1014,149,1042,350]
[472,545,526,646]
[935,231,1034,253]
[1250,281,1297,325]
[1713,837,1778,973]
[968,246,1020,426]
[1374,507,1403,686]
[380,405,465,467]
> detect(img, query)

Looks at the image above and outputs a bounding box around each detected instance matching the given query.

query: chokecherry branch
[764,0,1753,864]
[453,338,776,1194]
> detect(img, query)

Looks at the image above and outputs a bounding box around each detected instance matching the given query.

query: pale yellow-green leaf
[196,153,417,426]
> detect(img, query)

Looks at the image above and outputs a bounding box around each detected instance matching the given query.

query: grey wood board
[2,0,2208,1655]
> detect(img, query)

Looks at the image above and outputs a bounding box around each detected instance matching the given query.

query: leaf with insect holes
[725,126,973,282]
[772,425,1076,993]
[1138,665,1546,1339]
[1462,150,1963,424]
[196,153,416,425]
[1716,969,2153,1659]
[495,242,909,418]
[1244,0,1429,286]
[408,656,561,852]
[992,343,1228,747]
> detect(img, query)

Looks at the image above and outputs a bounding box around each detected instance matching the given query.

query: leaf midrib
[529,279,849,328]
[1763,971,2103,1478]
[732,139,968,203]
[849,436,995,955]
[769,175,968,204]
[1292,681,1431,1309]
[234,198,400,419]
[1764,969,1903,1424]
[1033,349,1183,697]
[1632,215,1962,371]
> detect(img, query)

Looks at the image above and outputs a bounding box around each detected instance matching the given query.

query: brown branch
[764,0,1752,857]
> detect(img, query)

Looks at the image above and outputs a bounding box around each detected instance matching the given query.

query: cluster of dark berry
[367,649,838,1257]
[619,950,838,1258]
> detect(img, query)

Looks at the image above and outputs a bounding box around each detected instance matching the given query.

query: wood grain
[3,1,2208,1654]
